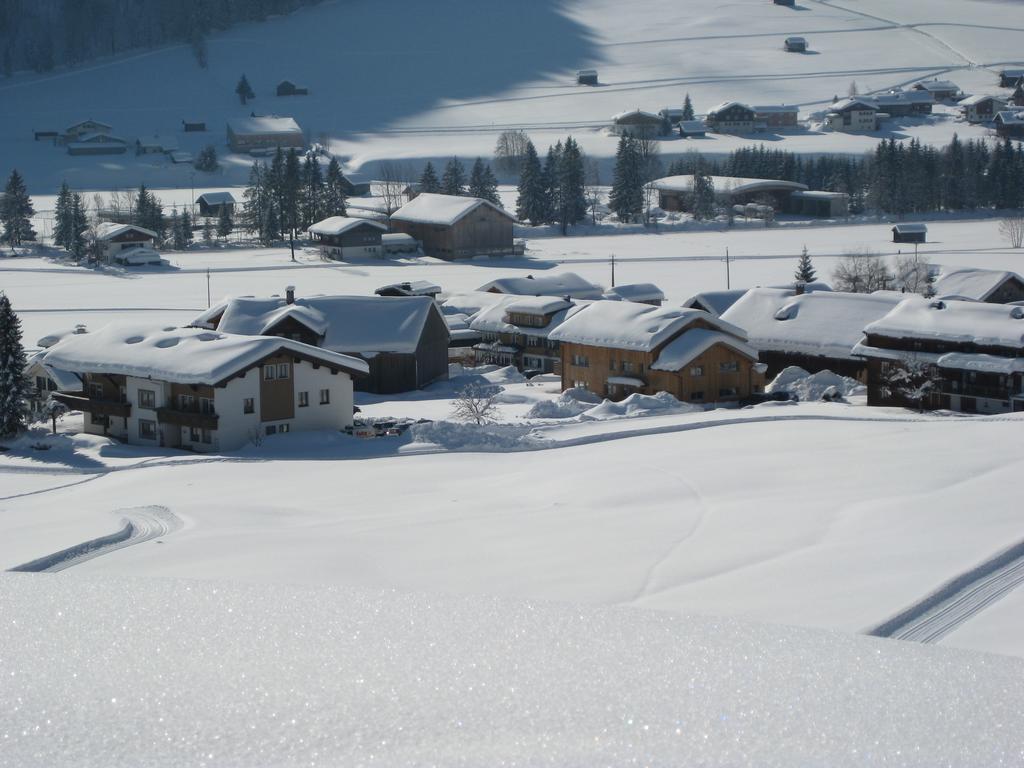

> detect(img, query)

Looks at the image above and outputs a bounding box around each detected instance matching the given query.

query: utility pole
[725,247,731,289]
[610,252,615,287]
[206,267,211,308]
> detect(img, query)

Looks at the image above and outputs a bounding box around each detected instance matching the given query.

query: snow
[26,350,83,392]
[307,215,387,236]
[865,296,1024,348]
[390,193,515,226]
[603,282,665,303]
[683,289,751,316]
[933,267,1021,302]
[652,175,808,195]
[721,288,903,360]
[39,322,368,384]
[936,352,1024,375]
[766,366,866,402]
[225,115,302,136]
[94,222,157,241]
[476,271,604,299]
[195,191,236,206]
[651,328,758,372]
[893,222,928,234]
[199,294,441,355]
[550,301,744,352]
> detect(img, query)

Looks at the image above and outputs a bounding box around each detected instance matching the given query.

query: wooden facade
[706,103,757,134]
[390,204,514,259]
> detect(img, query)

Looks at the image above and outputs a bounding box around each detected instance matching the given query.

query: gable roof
[389,193,516,226]
[828,98,878,113]
[611,109,663,123]
[603,283,665,303]
[683,289,750,316]
[469,296,586,338]
[548,302,744,353]
[863,296,1024,349]
[94,222,158,241]
[196,191,237,206]
[375,280,441,297]
[476,272,604,300]
[933,268,1024,302]
[308,216,388,236]
[893,222,927,233]
[40,323,368,385]
[959,94,1006,107]
[651,328,758,372]
[25,350,82,391]
[66,119,112,132]
[915,80,959,92]
[195,294,445,355]
[996,110,1024,125]
[227,116,302,136]
[706,101,753,115]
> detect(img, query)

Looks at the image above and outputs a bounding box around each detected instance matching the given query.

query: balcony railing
[53,392,131,418]
[156,406,219,429]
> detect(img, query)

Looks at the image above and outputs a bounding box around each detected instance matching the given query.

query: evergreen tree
[0,292,29,437]
[467,158,501,205]
[515,141,548,225]
[1,170,36,247]
[419,161,441,194]
[68,192,88,260]
[608,135,643,223]
[53,181,73,251]
[170,208,184,249]
[324,157,348,217]
[243,161,272,243]
[555,136,586,234]
[301,154,325,228]
[282,149,303,260]
[179,208,193,248]
[542,142,562,225]
[194,144,219,172]
[794,246,816,283]
[689,165,716,221]
[682,93,695,121]
[202,217,213,245]
[216,204,234,241]
[235,73,254,104]
[441,157,467,196]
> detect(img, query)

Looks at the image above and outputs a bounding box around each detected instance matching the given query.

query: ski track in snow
[7,505,182,573]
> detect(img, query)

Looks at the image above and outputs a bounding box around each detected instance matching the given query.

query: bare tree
[831,248,893,293]
[451,383,501,425]
[848,80,859,97]
[1000,215,1024,248]
[634,135,662,224]
[879,354,942,412]
[378,161,413,217]
[493,129,531,175]
[583,157,603,225]
[894,253,934,295]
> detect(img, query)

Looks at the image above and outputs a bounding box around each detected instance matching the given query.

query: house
[67,132,128,155]
[995,111,1024,139]
[374,280,441,299]
[678,120,707,138]
[195,289,449,394]
[1010,82,1024,108]
[659,108,685,125]
[720,288,902,380]
[44,323,366,451]
[549,302,764,403]
[611,109,667,137]
[25,328,87,418]
[196,192,238,218]
[825,98,880,132]
[308,216,388,260]
[226,116,304,153]
[784,36,807,52]
[477,272,604,300]
[577,69,598,85]
[92,223,159,264]
[182,119,206,132]
[389,193,516,259]
[787,190,850,218]
[705,102,758,134]
[933,268,1024,304]
[855,298,1024,413]
[753,105,799,129]
[873,89,934,117]
[62,119,113,142]
[276,80,309,96]
[999,69,1024,88]
[603,283,665,306]
[470,295,585,373]
[959,94,1008,123]
[652,175,808,212]
[913,80,962,102]
[381,232,419,255]
[683,289,749,316]
[892,223,927,244]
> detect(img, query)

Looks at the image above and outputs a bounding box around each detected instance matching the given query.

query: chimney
[286,285,295,304]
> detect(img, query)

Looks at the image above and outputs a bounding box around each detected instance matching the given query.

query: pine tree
[282,149,303,260]
[133,184,166,243]
[689,166,716,221]
[542,142,562,225]
[608,135,643,223]
[419,162,441,194]
[301,154,325,228]
[515,141,547,225]
[216,204,234,241]
[794,246,816,283]
[194,144,219,172]
[180,208,193,248]
[69,192,88,260]
[1,170,36,248]
[53,181,73,251]
[236,73,254,104]
[0,292,29,437]
[682,93,695,121]
[202,218,213,245]
[324,157,348,216]
[441,157,467,196]
[170,208,184,250]
[467,158,500,205]
[555,136,587,235]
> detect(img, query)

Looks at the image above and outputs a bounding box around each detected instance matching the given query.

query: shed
[788,190,849,218]
[577,69,598,85]
[226,116,304,152]
[611,109,667,137]
[276,80,309,97]
[678,120,707,138]
[389,193,516,259]
[773,0,795,5]
[182,119,206,132]
[999,68,1024,88]
[196,192,238,217]
[784,36,807,52]
[892,223,927,243]
[995,110,1024,139]
[308,216,388,260]
[34,130,58,141]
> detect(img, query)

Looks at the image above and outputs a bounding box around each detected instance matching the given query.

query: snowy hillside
[2,0,1024,191]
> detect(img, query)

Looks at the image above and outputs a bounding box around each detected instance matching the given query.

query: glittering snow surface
[2,574,1022,767]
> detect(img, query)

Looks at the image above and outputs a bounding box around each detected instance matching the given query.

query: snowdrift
[767,366,866,402]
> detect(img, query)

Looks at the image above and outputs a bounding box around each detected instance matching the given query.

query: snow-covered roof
[308,216,388,236]
[933,268,1023,302]
[784,36,806,43]
[721,288,902,360]
[381,232,417,244]
[196,294,444,354]
[390,193,515,226]
[678,120,707,133]
[996,111,1024,125]
[611,109,662,123]
[77,132,127,143]
[936,352,1024,374]
[606,375,645,387]
[828,98,879,113]
[439,290,513,319]
[706,101,751,115]
[227,116,302,136]
[651,328,758,372]
[505,296,574,315]
[683,289,749,316]
[548,302,744,353]
[196,191,237,205]
[477,272,604,300]
[916,80,959,91]
[40,323,368,385]
[469,296,586,338]
[864,297,1024,349]
[94,222,158,241]
[652,175,808,195]
[753,105,799,114]
[959,94,1005,106]
[790,190,849,200]
[36,326,88,349]
[374,280,440,297]
[25,351,82,391]
[873,90,934,106]
[892,223,927,233]
[65,119,111,132]
[603,283,665,303]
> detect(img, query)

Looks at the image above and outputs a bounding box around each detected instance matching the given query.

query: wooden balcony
[53,392,131,418]
[156,406,219,429]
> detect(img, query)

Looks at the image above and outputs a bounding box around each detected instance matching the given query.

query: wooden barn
[999,69,1024,88]
[276,80,309,96]
[892,223,927,244]
[932,268,1024,304]
[995,111,1024,139]
[705,102,758,134]
[226,116,304,152]
[196,192,238,218]
[389,193,516,260]
[753,104,799,129]
[959,94,1007,123]
[577,69,599,85]
[182,119,206,132]
[611,109,667,136]
[913,79,962,102]
[784,36,807,52]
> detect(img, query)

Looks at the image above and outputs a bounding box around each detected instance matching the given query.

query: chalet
[25,327,87,418]
[477,272,604,300]
[549,302,764,403]
[913,80,961,102]
[276,80,309,96]
[611,109,667,137]
[182,119,206,132]
[753,104,799,129]
[374,280,441,299]
[678,120,707,138]
[720,288,902,380]
[381,232,419,255]
[999,69,1024,88]
[62,119,113,142]
[196,192,238,218]
[705,102,758,134]
[308,216,388,259]
[603,283,665,306]
[995,111,1024,139]
[933,268,1024,304]
[855,298,1024,413]
[784,36,807,52]
[873,89,934,117]
[577,69,598,85]
[652,175,808,212]
[135,135,178,155]
[892,223,927,244]
[67,132,128,156]
[389,193,516,259]
[959,94,1008,123]
[43,323,365,451]
[226,116,304,153]
[787,190,849,217]
[825,98,880,132]
[92,222,159,264]
[195,290,449,394]
[470,295,583,373]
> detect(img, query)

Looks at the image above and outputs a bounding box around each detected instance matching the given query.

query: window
[690,391,704,401]
[277,363,290,379]
[264,366,276,381]
[178,394,195,411]
[609,359,616,371]
[719,387,738,397]
[265,424,277,436]
[89,382,104,398]
[298,391,309,407]
[35,376,47,393]
[279,423,290,433]
[138,419,157,440]
[719,361,739,373]
[201,428,213,444]
[319,388,330,405]
[91,413,108,425]
[573,380,588,389]
[690,366,704,377]
[190,427,201,442]
[199,397,215,415]
[243,398,255,414]
[572,354,589,368]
